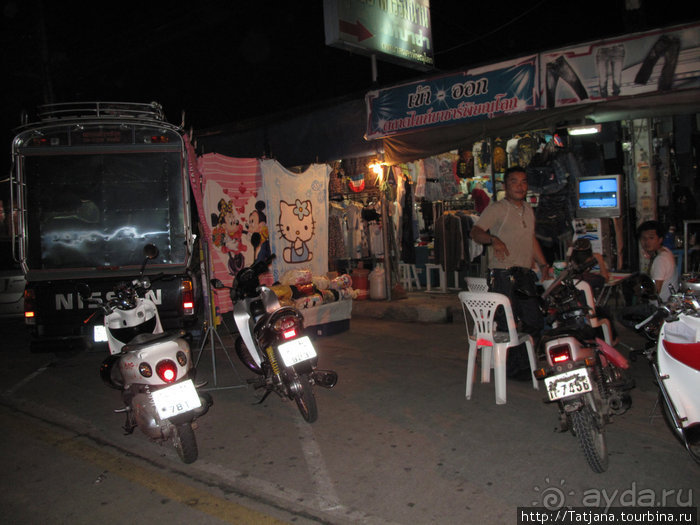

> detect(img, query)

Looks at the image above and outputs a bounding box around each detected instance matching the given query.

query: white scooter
[635,277,700,464]
[80,244,212,463]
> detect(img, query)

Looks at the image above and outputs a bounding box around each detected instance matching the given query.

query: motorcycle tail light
[24,289,36,324]
[176,351,187,367]
[549,344,571,364]
[273,316,298,339]
[156,359,178,383]
[139,362,153,377]
[181,279,195,315]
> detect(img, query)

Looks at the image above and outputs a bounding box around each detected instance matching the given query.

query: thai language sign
[365,55,538,139]
[324,0,433,71]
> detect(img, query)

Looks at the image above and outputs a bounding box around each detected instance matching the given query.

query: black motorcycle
[211,255,337,423]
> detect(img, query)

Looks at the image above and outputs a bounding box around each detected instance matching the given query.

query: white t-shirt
[649,247,677,301]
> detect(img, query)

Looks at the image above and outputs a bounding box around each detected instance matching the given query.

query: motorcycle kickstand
[114,406,136,435]
[254,389,273,405]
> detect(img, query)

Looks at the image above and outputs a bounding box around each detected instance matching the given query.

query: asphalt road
[0,316,697,524]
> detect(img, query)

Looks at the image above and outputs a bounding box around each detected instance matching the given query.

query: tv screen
[576,175,622,218]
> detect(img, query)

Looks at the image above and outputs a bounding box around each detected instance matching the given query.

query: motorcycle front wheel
[172,422,198,464]
[571,405,609,473]
[293,374,318,423]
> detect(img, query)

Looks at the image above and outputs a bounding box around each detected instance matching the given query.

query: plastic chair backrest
[458,291,518,343]
[574,280,595,310]
[466,277,488,293]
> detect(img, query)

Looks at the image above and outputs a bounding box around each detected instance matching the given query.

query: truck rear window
[24,151,187,270]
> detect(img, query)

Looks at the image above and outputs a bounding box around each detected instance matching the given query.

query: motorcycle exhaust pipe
[311,370,338,389]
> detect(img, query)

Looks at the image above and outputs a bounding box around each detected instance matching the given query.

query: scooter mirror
[143,243,159,260]
[210,278,226,289]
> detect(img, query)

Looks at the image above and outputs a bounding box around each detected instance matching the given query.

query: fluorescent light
[567,124,601,136]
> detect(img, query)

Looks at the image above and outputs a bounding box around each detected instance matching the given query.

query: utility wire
[434,0,549,57]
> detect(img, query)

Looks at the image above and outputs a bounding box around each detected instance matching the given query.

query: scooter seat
[122,329,186,352]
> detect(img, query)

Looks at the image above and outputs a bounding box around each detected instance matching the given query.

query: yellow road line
[4,407,288,525]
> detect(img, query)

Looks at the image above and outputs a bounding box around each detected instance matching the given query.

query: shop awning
[381,88,700,165]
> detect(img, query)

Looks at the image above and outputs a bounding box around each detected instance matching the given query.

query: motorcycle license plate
[278,336,317,367]
[93,325,108,343]
[151,380,201,419]
[544,368,592,401]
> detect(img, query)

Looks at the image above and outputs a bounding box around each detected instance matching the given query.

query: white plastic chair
[574,280,614,345]
[458,291,539,404]
[465,277,488,292]
[398,263,421,291]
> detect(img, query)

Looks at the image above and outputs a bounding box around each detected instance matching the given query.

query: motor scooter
[211,254,337,423]
[534,258,634,473]
[80,244,212,463]
[634,276,700,464]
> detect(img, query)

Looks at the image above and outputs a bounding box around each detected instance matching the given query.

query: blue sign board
[365,55,538,139]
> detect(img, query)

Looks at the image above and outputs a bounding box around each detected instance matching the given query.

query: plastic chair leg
[493,345,508,405]
[525,340,539,391]
[481,347,492,383]
[466,342,478,399]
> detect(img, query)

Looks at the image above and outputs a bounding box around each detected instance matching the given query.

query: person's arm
[471,225,509,261]
[593,252,610,281]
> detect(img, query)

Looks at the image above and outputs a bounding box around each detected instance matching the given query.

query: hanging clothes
[434,212,464,273]
[260,159,330,279]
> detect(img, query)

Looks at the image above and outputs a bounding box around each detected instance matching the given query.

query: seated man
[638,220,678,301]
[620,220,678,327]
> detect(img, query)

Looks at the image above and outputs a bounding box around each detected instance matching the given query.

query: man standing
[470,167,550,378]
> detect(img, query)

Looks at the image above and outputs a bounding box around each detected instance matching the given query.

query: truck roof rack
[35,101,167,122]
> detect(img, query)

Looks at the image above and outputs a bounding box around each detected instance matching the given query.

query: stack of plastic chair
[574,279,614,345]
[398,262,421,291]
[458,291,539,405]
[465,277,488,292]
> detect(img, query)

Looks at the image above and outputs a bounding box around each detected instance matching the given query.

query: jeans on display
[545,55,589,108]
[634,34,681,91]
[596,44,625,97]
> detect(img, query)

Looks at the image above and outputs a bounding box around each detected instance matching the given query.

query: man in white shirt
[637,220,677,301]
[619,220,678,329]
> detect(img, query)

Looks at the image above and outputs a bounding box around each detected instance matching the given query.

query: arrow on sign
[338,19,373,42]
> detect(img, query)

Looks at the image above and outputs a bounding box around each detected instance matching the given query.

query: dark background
[2,0,699,142]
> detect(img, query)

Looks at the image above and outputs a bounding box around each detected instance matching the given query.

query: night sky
[2,0,699,148]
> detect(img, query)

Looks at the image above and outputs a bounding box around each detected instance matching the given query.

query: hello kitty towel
[261,159,330,281]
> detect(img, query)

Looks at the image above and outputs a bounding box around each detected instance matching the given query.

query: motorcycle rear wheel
[571,406,609,473]
[293,374,318,423]
[172,422,198,464]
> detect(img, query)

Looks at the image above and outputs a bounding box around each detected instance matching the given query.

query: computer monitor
[575,174,623,219]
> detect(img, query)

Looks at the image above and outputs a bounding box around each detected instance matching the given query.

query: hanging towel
[261,160,330,280]
[199,153,263,314]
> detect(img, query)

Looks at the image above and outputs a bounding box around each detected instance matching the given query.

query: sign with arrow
[323,0,434,72]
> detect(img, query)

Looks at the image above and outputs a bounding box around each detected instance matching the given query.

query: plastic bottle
[369,265,386,300]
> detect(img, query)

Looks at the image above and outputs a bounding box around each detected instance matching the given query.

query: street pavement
[0,295,698,524]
